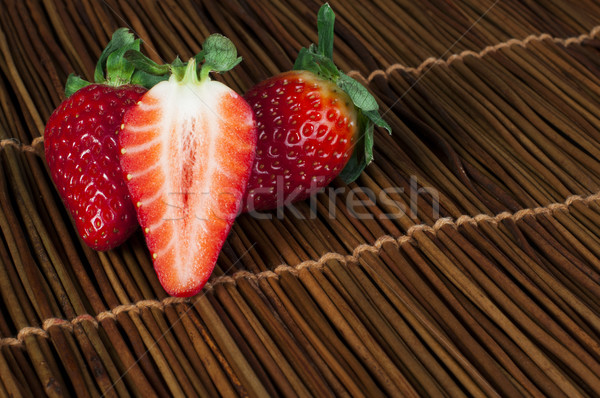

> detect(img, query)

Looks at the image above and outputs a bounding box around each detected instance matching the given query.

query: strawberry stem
[317,3,335,60]
[199,62,212,82]
[181,58,200,85]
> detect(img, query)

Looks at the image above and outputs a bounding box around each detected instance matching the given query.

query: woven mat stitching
[347,25,600,83]
[0,136,43,153]
[1,190,598,348]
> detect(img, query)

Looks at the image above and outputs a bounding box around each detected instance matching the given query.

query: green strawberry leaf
[131,70,169,88]
[64,28,141,96]
[337,74,379,112]
[364,120,375,165]
[106,39,140,86]
[293,4,339,81]
[95,28,138,84]
[64,74,91,97]
[311,50,340,79]
[200,34,242,79]
[294,48,320,75]
[339,112,382,183]
[339,114,372,183]
[363,109,391,133]
[339,148,367,183]
[170,56,187,81]
[294,45,339,80]
[124,50,170,76]
[65,27,218,96]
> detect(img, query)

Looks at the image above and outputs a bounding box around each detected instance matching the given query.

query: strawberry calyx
[123,34,242,84]
[293,4,391,183]
[199,34,243,80]
[65,28,159,97]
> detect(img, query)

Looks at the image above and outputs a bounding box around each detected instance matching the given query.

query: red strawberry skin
[119,76,257,297]
[45,84,146,251]
[242,70,358,212]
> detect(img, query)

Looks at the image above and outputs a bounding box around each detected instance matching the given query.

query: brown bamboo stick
[212,283,295,396]
[370,245,504,397]
[436,222,600,389]
[206,291,279,395]
[128,312,185,397]
[300,266,420,397]
[162,305,216,396]
[414,229,586,397]
[0,343,24,397]
[178,307,237,397]
[326,260,449,397]
[258,276,358,396]
[194,294,268,398]
[277,270,385,395]
[1,348,40,397]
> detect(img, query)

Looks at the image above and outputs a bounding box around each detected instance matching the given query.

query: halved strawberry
[119,36,256,297]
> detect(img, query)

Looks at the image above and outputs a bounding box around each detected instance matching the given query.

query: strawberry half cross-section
[119,35,257,297]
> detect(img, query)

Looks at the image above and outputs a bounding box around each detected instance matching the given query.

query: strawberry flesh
[44,84,146,251]
[120,75,256,297]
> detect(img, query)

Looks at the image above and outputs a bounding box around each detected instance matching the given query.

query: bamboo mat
[2,0,600,396]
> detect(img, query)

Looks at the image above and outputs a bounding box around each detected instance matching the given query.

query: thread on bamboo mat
[0,314,98,347]
[347,25,600,83]
[2,191,600,347]
[0,136,44,153]
[0,298,192,347]
[223,191,600,282]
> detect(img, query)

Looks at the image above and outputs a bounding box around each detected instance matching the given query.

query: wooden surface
[2,0,600,396]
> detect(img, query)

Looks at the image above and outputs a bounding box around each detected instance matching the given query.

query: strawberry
[242,4,390,212]
[44,29,162,251]
[119,35,256,297]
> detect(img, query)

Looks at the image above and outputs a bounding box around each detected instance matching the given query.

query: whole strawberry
[45,29,162,251]
[243,4,390,212]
